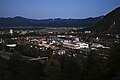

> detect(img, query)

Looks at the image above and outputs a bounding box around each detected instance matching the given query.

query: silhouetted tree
[106,43,120,80]
[44,59,61,80]
[62,57,80,80]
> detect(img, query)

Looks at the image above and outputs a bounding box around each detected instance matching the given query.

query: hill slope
[93,7,120,33]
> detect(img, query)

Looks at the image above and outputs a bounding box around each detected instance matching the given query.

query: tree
[0,58,12,80]
[45,48,53,58]
[44,59,61,80]
[9,52,43,80]
[62,57,80,80]
[15,45,39,57]
[9,52,23,80]
[106,43,120,80]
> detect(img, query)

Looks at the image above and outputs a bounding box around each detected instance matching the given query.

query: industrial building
[63,42,89,49]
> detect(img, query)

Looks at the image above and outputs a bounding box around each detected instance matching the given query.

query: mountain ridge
[0,16,103,28]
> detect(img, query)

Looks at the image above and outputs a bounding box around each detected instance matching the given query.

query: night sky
[0,0,120,19]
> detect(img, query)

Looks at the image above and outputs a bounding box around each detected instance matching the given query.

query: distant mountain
[92,7,120,33]
[0,16,103,28]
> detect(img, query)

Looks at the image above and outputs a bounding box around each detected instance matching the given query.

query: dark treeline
[0,43,120,80]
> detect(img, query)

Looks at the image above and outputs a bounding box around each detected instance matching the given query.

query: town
[1,27,119,60]
[0,1,120,79]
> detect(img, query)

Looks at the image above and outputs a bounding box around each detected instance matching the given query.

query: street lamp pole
[2,40,5,54]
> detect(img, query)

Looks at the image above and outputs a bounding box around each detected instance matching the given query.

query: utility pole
[2,40,5,54]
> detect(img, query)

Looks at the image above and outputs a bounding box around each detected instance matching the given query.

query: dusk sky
[0,0,120,19]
